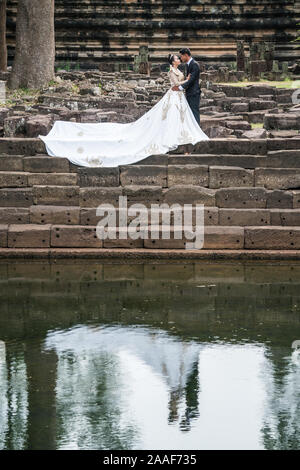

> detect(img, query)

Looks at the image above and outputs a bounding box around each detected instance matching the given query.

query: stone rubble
[0,69,299,141]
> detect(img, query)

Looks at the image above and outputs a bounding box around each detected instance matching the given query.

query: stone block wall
[5,0,300,70]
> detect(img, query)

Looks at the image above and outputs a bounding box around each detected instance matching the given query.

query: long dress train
[38,69,209,168]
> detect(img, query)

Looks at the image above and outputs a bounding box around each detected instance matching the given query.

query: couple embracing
[39,47,209,167]
[170,47,201,127]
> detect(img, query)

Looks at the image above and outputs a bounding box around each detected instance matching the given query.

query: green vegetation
[9,87,39,97]
[48,79,57,86]
[55,61,81,73]
[55,61,72,72]
[71,83,80,94]
[2,85,40,107]
[251,123,264,129]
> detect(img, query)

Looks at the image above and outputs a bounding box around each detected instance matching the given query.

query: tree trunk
[8,0,55,89]
[0,0,7,72]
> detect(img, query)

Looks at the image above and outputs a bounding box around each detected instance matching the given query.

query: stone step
[255,168,300,190]
[1,138,300,157]
[263,150,300,169]
[180,138,300,154]
[169,154,300,169]
[2,224,300,250]
[29,205,81,225]
[215,187,295,209]
[0,138,45,155]
[244,226,300,250]
[167,155,264,168]
[20,164,300,191]
[23,157,70,173]
[219,208,300,226]
[78,167,120,187]
[81,207,300,228]
[0,171,28,188]
[0,156,24,171]
[33,185,80,206]
[0,207,30,224]
[0,188,33,207]
[2,154,300,177]
[1,183,299,209]
[3,206,300,228]
[0,224,242,249]
[8,184,294,209]
[79,206,219,226]
[79,185,217,207]
[0,155,71,172]
[0,171,78,187]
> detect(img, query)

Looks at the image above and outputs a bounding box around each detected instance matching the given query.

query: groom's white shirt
[179,57,193,91]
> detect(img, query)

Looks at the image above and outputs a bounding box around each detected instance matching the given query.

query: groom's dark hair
[179,48,191,56]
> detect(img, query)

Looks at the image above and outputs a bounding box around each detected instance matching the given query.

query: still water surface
[0,260,299,450]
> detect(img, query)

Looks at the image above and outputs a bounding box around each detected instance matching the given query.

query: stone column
[134,45,150,75]
[264,42,274,72]
[250,43,260,61]
[237,41,245,71]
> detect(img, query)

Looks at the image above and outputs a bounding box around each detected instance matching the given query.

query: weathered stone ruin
[0,72,300,254]
[5,0,300,70]
[1,1,300,256]
[133,46,151,75]
[1,69,299,140]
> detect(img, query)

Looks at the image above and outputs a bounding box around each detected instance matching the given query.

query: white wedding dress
[38,67,209,167]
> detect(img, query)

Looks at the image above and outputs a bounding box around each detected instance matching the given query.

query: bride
[38,54,209,168]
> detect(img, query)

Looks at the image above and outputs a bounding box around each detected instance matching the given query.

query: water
[0,260,299,450]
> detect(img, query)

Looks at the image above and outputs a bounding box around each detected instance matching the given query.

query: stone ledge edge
[1,248,300,261]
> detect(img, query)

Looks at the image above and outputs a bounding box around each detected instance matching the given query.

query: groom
[172,48,201,125]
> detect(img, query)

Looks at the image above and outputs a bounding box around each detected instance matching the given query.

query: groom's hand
[172,86,179,91]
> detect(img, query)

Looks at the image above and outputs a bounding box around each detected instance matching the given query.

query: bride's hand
[187,74,191,80]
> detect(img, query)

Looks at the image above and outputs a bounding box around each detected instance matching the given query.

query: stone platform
[0,137,300,257]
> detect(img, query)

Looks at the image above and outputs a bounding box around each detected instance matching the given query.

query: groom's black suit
[180,58,201,125]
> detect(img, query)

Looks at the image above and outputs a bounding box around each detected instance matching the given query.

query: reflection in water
[44,326,201,449]
[0,261,300,449]
[0,341,8,449]
[54,344,137,450]
[45,326,272,449]
[262,351,300,450]
[0,342,28,450]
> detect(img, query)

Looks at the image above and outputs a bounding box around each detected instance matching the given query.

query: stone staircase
[1,137,300,255]
[6,0,300,68]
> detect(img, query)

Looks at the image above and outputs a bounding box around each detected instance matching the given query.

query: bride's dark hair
[167,53,175,65]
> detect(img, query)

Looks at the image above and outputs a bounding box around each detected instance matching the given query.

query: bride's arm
[178,74,191,85]
[178,77,189,85]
